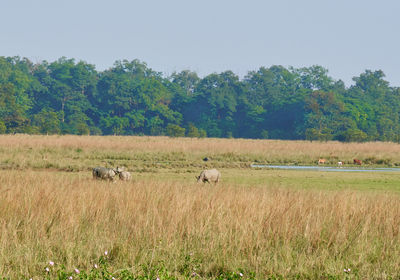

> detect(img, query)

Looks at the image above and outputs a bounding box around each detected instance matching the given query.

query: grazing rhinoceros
[92,167,118,181]
[119,170,132,181]
[112,167,132,181]
[196,169,221,184]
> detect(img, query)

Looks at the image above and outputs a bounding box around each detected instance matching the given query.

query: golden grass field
[1,135,400,279]
[1,134,400,170]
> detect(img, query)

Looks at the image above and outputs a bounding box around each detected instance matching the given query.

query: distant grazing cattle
[92,167,117,181]
[353,159,362,165]
[318,158,326,164]
[338,161,343,166]
[196,169,221,184]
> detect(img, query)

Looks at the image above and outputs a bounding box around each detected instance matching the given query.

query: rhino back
[203,169,221,182]
[93,167,115,179]
[199,169,221,182]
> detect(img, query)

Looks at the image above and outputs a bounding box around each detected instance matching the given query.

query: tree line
[0,56,399,142]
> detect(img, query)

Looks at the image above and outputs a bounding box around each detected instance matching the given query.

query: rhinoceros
[113,167,131,181]
[119,171,132,181]
[92,167,117,181]
[196,169,221,184]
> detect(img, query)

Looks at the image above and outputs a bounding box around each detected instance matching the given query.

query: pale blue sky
[1,0,399,86]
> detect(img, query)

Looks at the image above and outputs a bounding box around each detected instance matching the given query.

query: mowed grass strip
[1,170,400,279]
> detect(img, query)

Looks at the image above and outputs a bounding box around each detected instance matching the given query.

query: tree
[170,70,200,95]
[67,111,90,135]
[100,116,129,135]
[166,124,185,137]
[337,128,368,142]
[0,83,30,132]
[0,121,6,134]
[184,71,241,138]
[242,66,306,139]
[293,65,335,91]
[95,61,182,135]
[33,109,61,134]
[186,123,200,138]
[304,91,345,141]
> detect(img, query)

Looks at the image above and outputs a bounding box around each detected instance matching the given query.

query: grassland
[1,134,400,172]
[1,135,400,279]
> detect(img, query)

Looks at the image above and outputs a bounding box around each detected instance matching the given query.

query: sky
[1,0,399,87]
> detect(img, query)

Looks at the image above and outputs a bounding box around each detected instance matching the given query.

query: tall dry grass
[1,170,400,278]
[0,134,400,157]
[0,135,400,172]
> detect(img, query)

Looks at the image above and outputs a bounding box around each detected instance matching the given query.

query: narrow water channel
[251,164,400,172]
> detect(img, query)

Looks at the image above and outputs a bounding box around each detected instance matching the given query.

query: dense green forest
[0,56,399,141]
